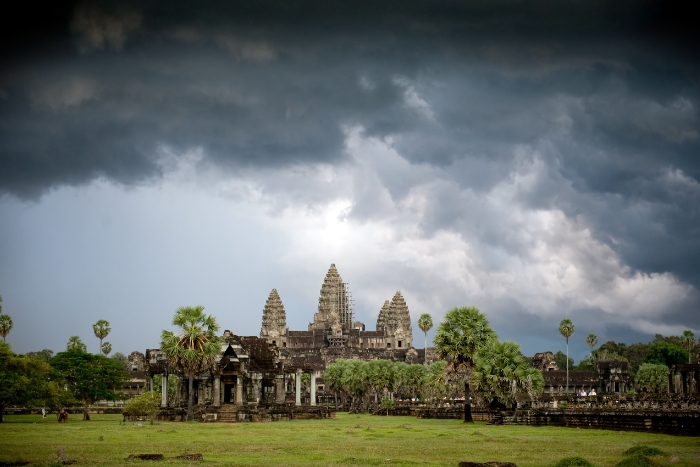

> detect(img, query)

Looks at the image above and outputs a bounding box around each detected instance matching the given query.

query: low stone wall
[4,407,125,416]
[522,409,700,436]
[201,404,335,423]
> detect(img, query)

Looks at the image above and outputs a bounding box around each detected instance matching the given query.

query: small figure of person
[58,407,68,423]
[41,407,46,418]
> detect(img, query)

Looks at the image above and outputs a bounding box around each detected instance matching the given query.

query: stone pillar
[275,376,285,404]
[675,372,681,393]
[161,374,168,407]
[213,375,221,407]
[147,374,154,392]
[668,371,673,394]
[310,372,317,406]
[236,376,243,405]
[295,369,302,406]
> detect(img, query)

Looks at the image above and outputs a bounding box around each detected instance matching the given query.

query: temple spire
[260,288,287,340]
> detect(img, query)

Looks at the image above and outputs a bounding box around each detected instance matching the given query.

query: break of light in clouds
[1,0,699,361]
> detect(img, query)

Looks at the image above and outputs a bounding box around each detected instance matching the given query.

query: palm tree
[67,335,87,352]
[682,330,695,364]
[585,333,598,351]
[471,340,545,406]
[0,314,12,343]
[161,306,223,421]
[101,342,112,356]
[559,319,575,394]
[434,306,496,422]
[417,313,433,364]
[93,320,111,354]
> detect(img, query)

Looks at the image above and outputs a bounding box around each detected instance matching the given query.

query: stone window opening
[387,343,391,349]
[398,341,402,348]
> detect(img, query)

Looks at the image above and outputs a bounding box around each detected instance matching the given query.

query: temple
[139,263,418,421]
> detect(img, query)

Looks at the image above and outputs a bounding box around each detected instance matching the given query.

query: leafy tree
[644,341,688,368]
[0,314,13,343]
[559,319,574,394]
[421,360,452,401]
[434,306,496,422]
[24,349,54,362]
[1,342,60,423]
[123,391,161,424]
[160,306,223,421]
[417,313,433,363]
[92,320,111,354]
[379,396,393,415]
[554,350,574,371]
[111,352,129,371]
[101,342,112,356]
[635,363,668,393]
[395,363,426,400]
[471,340,544,407]
[323,359,349,408]
[50,349,129,420]
[682,330,695,364]
[66,335,87,352]
[366,359,395,409]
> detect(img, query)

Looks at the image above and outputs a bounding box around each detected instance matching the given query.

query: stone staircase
[216,404,239,423]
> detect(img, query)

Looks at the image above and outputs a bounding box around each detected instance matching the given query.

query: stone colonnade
[669,365,700,394]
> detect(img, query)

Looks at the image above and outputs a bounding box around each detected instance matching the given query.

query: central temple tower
[310,263,354,333]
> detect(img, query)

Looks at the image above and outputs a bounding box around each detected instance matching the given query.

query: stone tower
[376,300,392,333]
[389,291,413,348]
[260,288,288,346]
[311,264,353,332]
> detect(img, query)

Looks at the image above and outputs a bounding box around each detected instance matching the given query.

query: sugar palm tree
[559,319,575,394]
[0,314,12,343]
[434,306,496,422]
[92,320,111,354]
[161,306,223,421]
[417,313,433,364]
[585,333,598,351]
[682,330,695,364]
[101,342,112,356]
[67,335,87,352]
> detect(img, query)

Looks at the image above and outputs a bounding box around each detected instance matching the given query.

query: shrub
[622,446,665,457]
[122,391,161,425]
[554,456,595,467]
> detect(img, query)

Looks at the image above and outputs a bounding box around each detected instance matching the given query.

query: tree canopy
[0,314,13,343]
[66,335,87,352]
[92,320,111,354]
[50,349,129,420]
[644,341,688,368]
[635,363,668,393]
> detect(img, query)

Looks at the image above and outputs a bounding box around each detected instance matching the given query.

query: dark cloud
[1,0,699,351]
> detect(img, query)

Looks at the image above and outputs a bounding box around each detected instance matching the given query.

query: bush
[554,456,595,467]
[622,446,665,457]
[615,455,658,467]
[122,391,161,424]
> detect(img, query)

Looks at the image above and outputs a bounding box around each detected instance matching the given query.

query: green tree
[1,342,61,423]
[434,306,496,422]
[0,314,13,343]
[471,340,545,407]
[559,319,574,394]
[417,313,433,363]
[101,342,112,356]
[379,396,394,415]
[111,352,129,371]
[323,359,349,408]
[554,350,574,371]
[160,306,223,421]
[635,363,668,393]
[92,320,111,354]
[682,330,695,364]
[123,391,161,425]
[644,341,688,368]
[66,335,87,352]
[24,349,54,362]
[421,360,451,401]
[50,349,129,420]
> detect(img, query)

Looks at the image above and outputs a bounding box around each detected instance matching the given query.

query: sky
[1,0,698,361]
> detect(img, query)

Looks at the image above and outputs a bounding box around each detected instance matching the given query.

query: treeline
[0,342,129,422]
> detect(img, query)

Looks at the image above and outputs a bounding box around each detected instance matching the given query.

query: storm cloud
[0,0,698,357]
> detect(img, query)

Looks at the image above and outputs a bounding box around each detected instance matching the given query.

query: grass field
[1,413,699,466]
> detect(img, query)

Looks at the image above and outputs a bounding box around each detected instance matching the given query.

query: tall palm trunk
[464,381,473,423]
[188,374,194,421]
[566,337,569,395]
[424,331,427,364]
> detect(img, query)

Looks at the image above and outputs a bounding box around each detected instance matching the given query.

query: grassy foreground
[1,413,699,466]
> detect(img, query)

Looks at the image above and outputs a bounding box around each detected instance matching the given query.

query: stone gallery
[138,264,418,420]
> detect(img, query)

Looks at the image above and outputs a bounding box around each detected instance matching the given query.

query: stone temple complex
[139,263,418,420]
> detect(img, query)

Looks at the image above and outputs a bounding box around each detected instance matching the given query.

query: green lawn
[1,413,699,466]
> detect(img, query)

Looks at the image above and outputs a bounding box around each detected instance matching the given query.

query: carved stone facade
[259,263,414,354]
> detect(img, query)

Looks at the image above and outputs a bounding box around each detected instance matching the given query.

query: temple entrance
[224,380,237,403]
